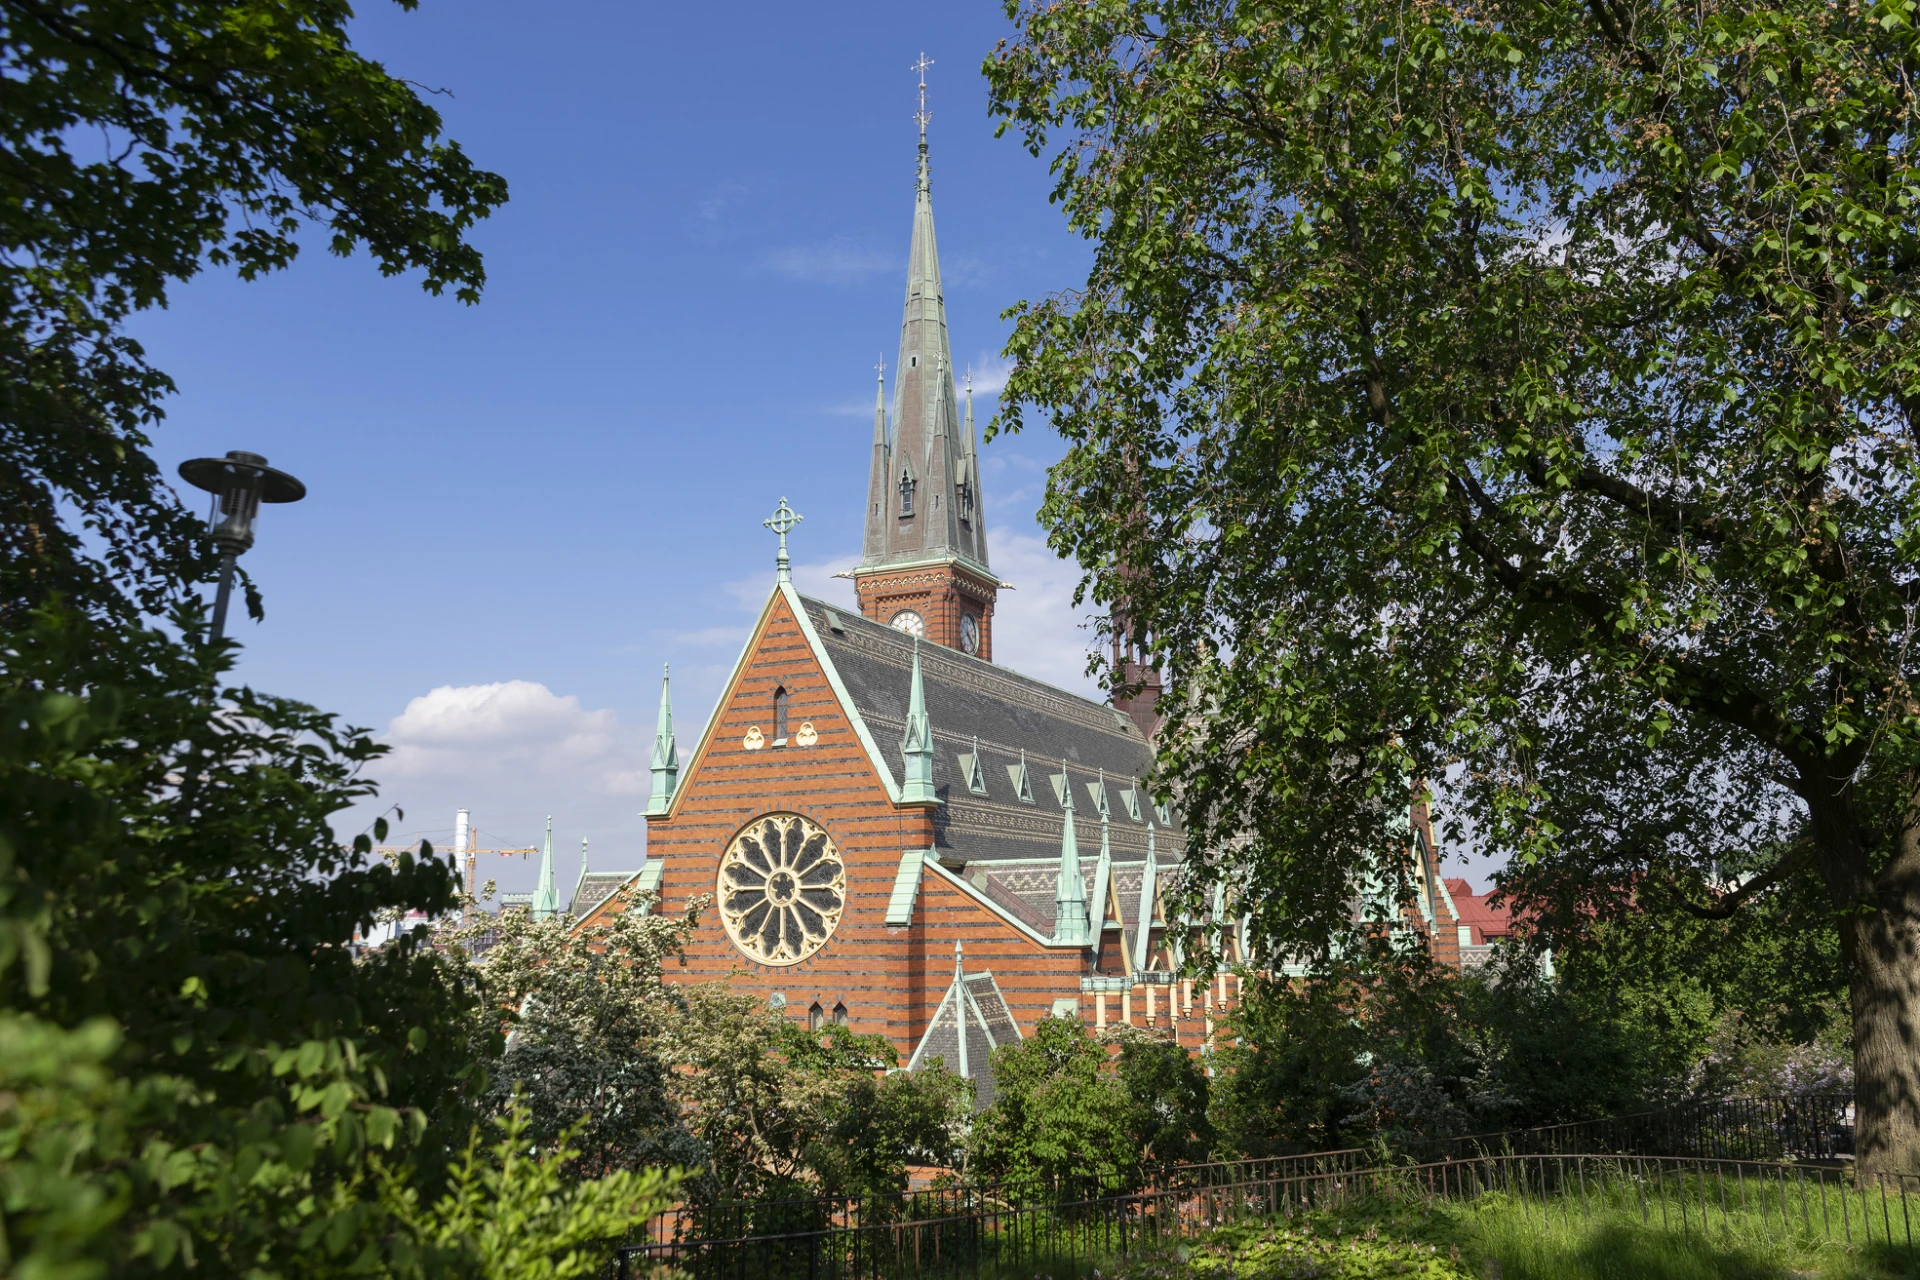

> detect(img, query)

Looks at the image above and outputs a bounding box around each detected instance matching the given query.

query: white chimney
[453,808,470,858]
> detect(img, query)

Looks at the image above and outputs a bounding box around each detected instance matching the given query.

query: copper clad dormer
[855,61,999,662]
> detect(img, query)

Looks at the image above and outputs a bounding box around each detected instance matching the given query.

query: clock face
[959,612,980,655]
[889,609,925,637]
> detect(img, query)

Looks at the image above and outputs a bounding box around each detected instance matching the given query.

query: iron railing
[639,1148,1371,1247]
[1440,1092,1855,1162]
[617,1153,1917,1279]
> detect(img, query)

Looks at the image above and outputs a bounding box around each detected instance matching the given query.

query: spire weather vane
[913,53,934,137]
[764,497,803,583]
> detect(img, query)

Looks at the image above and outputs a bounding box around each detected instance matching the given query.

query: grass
[1082,1171,1920,1280]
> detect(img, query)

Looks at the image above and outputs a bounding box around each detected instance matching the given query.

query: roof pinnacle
[533,815,558,921]
[1055,764,1090,946]
[646,663,678,816]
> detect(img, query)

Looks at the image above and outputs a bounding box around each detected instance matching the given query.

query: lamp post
[177,450,307,642]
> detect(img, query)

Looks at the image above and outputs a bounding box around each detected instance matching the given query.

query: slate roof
[800,596,1185,868]
[569,870,638,922]
[907,968,1023,1110]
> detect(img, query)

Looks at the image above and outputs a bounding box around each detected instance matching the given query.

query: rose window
[718,813,846,966]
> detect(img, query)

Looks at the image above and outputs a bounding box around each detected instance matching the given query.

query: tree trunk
[1824,804,1920,1179]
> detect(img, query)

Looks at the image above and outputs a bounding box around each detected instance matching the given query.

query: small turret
[900,639,938,805]
[533,816,559,921]
[646,664,677,816]
[1054,769,1090,946]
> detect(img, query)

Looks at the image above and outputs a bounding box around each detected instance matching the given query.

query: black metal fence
[637,1148,1370,1251]
[1441,1092,1855,1163]
[617,1153,1917,1280]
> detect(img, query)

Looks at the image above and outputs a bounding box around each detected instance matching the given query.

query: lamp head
[177,451,305,556]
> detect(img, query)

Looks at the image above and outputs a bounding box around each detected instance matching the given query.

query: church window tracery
[718,813,846,966]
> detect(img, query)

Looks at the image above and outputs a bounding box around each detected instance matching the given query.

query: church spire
[533,815,558,921]
[645,664,677,816]
[851,58,999,660]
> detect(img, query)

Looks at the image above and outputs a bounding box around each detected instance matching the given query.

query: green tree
[801,1056,972,1206]
[1099,1025,1213,1169]
[0,609,496,1276]
[448,889,707,1180]
[988,0,1920,1174]
[970,1016,1137,1190]
[0,0,505,622]
[377,1097,680,1280]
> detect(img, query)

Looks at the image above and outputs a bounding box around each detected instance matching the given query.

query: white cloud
[981,527,1101,697]
[346,681,651,892]
[759,238,895,284]
[965,352,1015,398]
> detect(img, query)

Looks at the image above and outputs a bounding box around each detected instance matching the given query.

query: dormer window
[899,468,916,517]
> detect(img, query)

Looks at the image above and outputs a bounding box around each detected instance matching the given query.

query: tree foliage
[987,0,1920,1173]
[969,1016,1148,1189]
[0,0,506,622]
[449,891,707,1181]
[0,608,505,1276]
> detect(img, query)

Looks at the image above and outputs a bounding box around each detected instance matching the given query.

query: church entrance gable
[644,584,935,1049]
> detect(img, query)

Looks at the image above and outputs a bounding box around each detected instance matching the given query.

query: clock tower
[853,77,998,661]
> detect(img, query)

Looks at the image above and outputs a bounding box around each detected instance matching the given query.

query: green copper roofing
[900,638,938,805]
[1054,769,1090,946]
[533,816,559,921]
[646,663,677,816]
[1134,823,1159,970]
[1090,806,1114,940]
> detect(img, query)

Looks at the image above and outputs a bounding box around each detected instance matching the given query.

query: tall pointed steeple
[853,57,999,661]
[533,815,558,921]
[1054,769,1090,946]
[900,638,938,805]
[646,664,677,817]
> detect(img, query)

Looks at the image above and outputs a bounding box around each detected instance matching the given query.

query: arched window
[898,468,916,516]
[832,1001,849,1025]
[773,686,790,744]
[808,1002,824,1031]
[958,478,973,524]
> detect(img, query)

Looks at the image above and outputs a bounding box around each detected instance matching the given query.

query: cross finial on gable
[763,497,803,583]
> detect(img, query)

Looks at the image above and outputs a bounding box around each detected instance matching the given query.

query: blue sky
[137,1,1116,895]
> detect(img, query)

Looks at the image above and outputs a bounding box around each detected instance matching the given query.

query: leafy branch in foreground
[988,0,1920,1175]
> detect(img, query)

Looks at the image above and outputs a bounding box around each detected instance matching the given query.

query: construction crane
[373,808,538,923]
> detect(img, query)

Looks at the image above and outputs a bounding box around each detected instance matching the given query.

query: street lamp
[177,450,307,642]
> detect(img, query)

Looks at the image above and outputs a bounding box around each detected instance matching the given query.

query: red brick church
[570,111,1461,1101]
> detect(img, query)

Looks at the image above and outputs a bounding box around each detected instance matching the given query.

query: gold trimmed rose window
[718,813,846,965]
